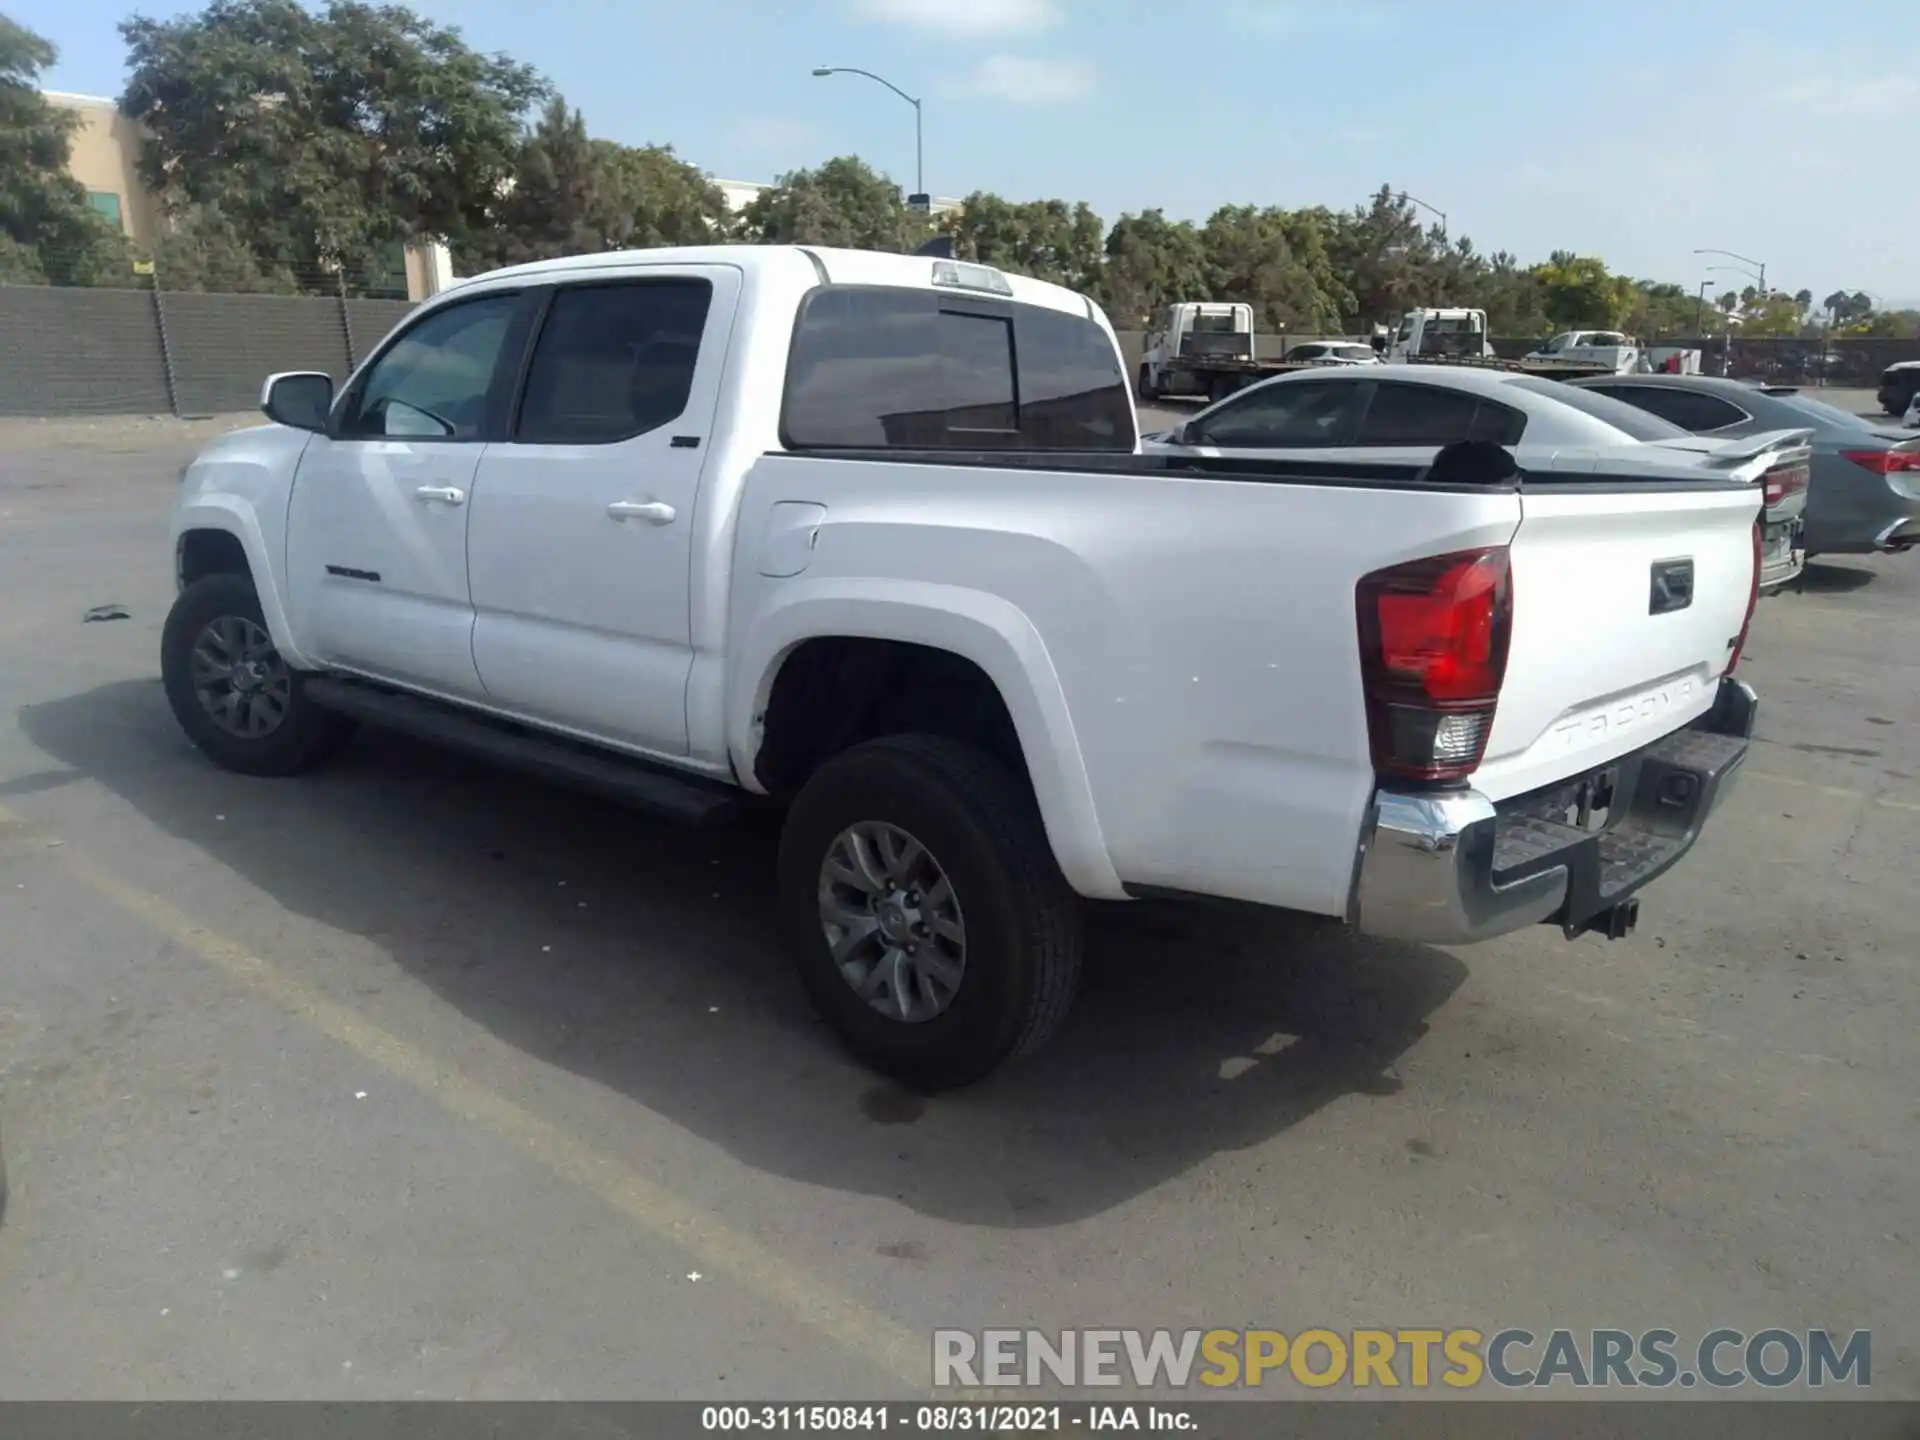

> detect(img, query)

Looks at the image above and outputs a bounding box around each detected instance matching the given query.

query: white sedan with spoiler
[1142,365,1813,592]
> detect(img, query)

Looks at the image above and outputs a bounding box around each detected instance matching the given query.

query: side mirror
[261,371,333,432]
[1170,422,1192,446]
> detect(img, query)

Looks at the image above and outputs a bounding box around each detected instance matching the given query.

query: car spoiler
[1694,427,1815,470]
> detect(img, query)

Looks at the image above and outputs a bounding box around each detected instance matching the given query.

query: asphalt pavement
[1,411,1916,1400]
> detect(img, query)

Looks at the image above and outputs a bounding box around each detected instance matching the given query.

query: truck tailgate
[1471,480,1760,801]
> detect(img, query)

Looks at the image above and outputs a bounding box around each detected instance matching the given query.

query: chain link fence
[1488,334,1918,387]
[0,251,415,418]
[7,272,1917,419]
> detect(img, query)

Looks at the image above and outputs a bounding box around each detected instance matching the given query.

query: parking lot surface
[1,414,1917,1399]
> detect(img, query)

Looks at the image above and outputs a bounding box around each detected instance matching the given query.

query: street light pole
[1693,247,1766,298]
[812,65,925,205]
[1397,191,1447,236]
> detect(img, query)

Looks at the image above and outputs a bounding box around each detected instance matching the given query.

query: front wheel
[777,734,1083,1091]
[161,573,355,777]
[1136,364,1159,403]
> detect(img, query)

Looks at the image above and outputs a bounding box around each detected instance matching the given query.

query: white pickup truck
[1524,331,1643,374]
[163,244,1762,1090]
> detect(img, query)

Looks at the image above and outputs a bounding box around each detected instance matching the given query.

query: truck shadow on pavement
[23,678,1469,1229]
[1793,561,1878,594]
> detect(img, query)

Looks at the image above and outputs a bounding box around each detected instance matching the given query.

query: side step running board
[304,677,745,826]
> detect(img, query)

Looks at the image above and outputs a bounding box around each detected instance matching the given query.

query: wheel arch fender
[172,498,316,670]
[732,579,1126,900]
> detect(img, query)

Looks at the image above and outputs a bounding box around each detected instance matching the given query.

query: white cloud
[845,0,1060,38]
[1776,73,1913,119]
[942,54,1094,104]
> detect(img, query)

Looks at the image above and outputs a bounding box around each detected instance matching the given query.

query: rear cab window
[1357,382,1525,446]
[1584,384,1750,434]
[780,285,1134,452]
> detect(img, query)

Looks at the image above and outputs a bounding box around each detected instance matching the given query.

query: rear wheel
[161,573,354,777]
[777,734,1082,1091]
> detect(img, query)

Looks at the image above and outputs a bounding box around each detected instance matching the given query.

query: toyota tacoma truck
[163,245,1763,1090]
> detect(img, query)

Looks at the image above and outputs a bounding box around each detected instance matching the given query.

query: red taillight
[1840,449,1920,475]
[1762,462,1808,507]
[1355,547,1512,783]
[1726,519,1762,676]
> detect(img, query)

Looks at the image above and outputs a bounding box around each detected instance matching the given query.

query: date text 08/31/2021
[702,1406,1190,1432]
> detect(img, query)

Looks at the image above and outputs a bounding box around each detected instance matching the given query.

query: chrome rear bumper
[1349,678,1756,947]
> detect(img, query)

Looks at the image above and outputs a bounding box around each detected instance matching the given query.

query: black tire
[777,734,1082,1091]
[1136,364,1158,403]
[161,573,355,777]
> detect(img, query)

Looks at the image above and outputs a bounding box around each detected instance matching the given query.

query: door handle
[607,500,676,525]
[414,485,466,505]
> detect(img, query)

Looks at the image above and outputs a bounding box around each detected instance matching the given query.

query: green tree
[587,140,732,250]
[1324,186,1433,327]
[1862,309,1920,340]
[1532,254,1633,330]
[1474,252,1550,337]
[1736,293,1805,337]
[1199,203,1347,332]
[944,192,1104,292]
[120,0,547,281]
[461,95,599,271]
[1623,280,1710,338]
[738,156,925,251]
[1823,290,1875,328]
[0,16,133,285]
[1098,208,1207,326]
[147,202,299,292]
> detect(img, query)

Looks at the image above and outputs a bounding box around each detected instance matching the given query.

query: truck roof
[441,244,1099,319]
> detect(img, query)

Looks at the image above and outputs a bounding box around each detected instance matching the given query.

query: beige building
[38,92,950,297]
[43,90,164,248]
[43,89,449,300]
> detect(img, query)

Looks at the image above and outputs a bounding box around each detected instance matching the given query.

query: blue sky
[26,0,1920,302]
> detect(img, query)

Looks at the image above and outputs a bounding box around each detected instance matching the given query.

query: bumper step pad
[1489,725,1748,936]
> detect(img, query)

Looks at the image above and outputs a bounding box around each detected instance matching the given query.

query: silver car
[1283,341,1380,367]
[1569,375,1920,557]
[1141,365,1813,590]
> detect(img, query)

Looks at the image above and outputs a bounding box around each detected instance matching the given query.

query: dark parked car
[1879,361,1920,418]
[1569,375,1920,557]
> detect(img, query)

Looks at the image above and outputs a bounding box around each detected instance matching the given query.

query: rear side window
[1358,383,1522,446]
[1507,376,1686,442]
[781,285,1132,451]
[517,279,713,444]
[1588,384,1749,434]
[1774,393,1878,432]
[1191,378,1362,447]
